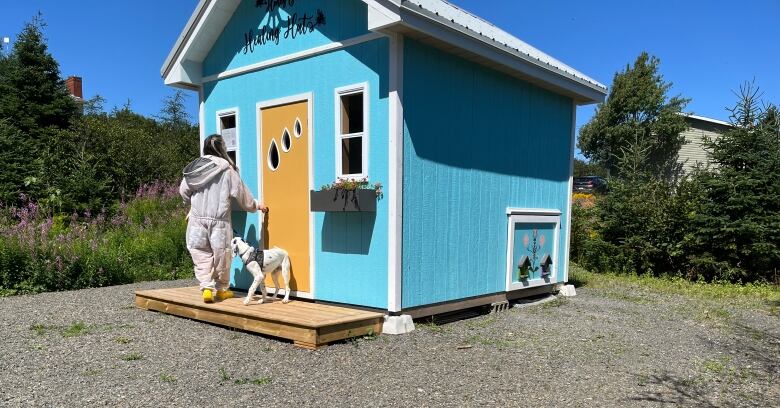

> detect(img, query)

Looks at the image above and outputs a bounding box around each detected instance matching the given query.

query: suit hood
[182,155,230,191]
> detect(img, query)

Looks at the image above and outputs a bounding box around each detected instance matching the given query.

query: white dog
[231,237,291,305]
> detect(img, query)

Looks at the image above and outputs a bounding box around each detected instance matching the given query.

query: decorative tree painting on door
[512,223,556,282]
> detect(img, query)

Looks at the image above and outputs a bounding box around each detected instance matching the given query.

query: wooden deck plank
[134,287,384,349]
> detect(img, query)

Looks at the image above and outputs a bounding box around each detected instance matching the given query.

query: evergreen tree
[578,52,689,179]
[690,82,780,282]
[0,14,78,204]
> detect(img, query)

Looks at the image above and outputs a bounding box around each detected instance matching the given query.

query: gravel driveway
[2,278,778,407]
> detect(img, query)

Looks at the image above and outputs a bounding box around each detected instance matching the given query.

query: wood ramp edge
[135,287,383,350]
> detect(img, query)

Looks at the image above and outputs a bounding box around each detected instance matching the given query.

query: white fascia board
[365,0,402,31]
[395,6,606,104]
[164,59,203,88]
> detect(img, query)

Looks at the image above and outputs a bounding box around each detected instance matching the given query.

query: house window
[336,84,368,178]
[217,110,238,166]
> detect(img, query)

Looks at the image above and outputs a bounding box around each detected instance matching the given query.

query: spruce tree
[0,14,78,204]
[690,82,780,282]
[578,52,689,179]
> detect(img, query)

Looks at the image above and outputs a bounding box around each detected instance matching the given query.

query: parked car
[573,176,608,194]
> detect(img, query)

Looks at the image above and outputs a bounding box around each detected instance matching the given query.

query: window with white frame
[217,110,238,166]
[336,84,367,178]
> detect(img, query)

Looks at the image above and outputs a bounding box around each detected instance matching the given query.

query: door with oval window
[260,100,310,294]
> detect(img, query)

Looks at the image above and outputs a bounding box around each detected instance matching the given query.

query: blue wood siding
[203,38,390,309]
[203,0,370,77]
[401,39,574,308]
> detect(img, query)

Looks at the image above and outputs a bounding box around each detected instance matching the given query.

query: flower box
[310,189,377,212]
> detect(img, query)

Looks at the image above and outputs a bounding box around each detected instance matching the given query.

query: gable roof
[162,0,607,103]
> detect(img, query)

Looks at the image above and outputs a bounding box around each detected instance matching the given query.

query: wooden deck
[135,287,384,350]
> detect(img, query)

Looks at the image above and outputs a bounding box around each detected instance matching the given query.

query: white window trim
[334,82,369,181]
[216,107,240,170]
[505,209,561,292]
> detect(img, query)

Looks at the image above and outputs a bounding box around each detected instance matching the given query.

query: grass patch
[416,316,449,333]
[30,324,47,336]
[570,263,780,311]
[219,367,271,386]
[234,376,272,386]
[539,296,569,309]
[121,352,143,361]
[61,321,91,338]
[465,314,497,330]
[115,336,132,344]
[160,373,177,383]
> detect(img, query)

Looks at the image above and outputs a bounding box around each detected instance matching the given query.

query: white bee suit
[180,155,257,291]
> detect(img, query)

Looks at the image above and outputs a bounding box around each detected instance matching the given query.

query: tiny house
[163,0,606,317]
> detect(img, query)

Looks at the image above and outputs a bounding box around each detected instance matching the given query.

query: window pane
[220,114,236,129]
[340,92,363,134]
[341,136,363,175]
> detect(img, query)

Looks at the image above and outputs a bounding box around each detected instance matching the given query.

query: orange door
[260,100,310,293]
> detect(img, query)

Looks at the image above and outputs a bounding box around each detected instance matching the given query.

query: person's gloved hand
[255,200,269,213]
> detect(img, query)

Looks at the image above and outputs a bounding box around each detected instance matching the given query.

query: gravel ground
[2,278,778,407]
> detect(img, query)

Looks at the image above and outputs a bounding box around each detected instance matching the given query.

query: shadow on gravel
[628,372,719,407]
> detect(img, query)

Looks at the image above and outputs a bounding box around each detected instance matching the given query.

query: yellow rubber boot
[202,289,214,303]
[217,290,234,301]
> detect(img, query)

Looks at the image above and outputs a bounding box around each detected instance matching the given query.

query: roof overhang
[163,0,607,104]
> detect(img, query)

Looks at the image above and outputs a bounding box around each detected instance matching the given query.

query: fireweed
[0,181,190,296]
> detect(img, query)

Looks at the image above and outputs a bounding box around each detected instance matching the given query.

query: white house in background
[678,114,733,173]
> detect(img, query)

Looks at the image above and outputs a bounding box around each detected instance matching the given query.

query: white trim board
[203,32,385,83]
[564,104,576,283]
[387,32,404,313]
[505,211,561,292]
[255,92,316,299]
[215,107,241,170]
[334,82,370,180]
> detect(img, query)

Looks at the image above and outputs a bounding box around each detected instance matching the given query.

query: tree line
[573,52,779,284]
[0,15,198,214]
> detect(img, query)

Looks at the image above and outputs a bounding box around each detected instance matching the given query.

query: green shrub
[0,181,190,295]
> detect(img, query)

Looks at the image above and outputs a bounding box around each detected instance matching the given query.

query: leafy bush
[0,181,191,296]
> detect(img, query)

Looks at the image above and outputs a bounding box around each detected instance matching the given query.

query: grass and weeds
[0,184,190,297]
[570,263,780,312]
[416,316,449,334]
[160,373,177,383]
[61,321,91,338]
[121,353,143,361]
[115,336,132,344]
[218,367,271,386]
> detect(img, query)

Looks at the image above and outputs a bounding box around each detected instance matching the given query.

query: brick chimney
[65,76,83,99]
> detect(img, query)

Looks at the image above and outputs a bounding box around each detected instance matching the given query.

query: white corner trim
[255,92,316,297]
[334,82,370,181]
[198,86,206,154]
[203,32,385,83]
[505,212,561,292]
[387,33,404,313]
[564,104,576,282]
[215,107,241,170]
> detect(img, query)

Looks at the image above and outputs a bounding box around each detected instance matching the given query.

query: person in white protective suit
[180,134,268,303]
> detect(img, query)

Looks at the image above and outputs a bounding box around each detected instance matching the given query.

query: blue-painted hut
[162,0,606,317]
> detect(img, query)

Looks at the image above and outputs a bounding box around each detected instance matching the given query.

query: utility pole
[1,36,10,52]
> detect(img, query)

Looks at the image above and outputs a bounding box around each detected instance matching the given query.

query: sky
[1,0,779,155]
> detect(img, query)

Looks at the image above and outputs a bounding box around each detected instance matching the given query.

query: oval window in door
[268,138,280,171]
[294,118,302,138]
[281,128,291,152]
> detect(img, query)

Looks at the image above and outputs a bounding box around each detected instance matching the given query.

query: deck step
[135,287,383,349]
